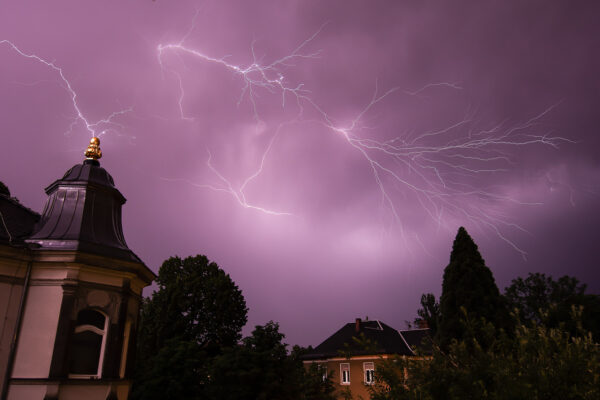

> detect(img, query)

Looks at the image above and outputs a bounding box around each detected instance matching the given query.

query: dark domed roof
[59,159,116,187]
[27,159,141,263]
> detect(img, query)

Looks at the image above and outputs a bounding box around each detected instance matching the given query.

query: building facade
[302,318,430,399]
[0,139,155,400]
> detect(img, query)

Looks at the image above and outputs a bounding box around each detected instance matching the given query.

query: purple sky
[1,0,599,347]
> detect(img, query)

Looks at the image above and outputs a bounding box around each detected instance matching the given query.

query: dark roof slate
[399,329,432,355]
[302,320,414,360]
[26,160,142,263]
[0,194,40,244]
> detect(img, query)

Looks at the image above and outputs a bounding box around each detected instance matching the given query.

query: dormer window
[68,309,108,378]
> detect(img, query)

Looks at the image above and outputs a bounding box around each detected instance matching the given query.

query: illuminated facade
[302,318,430,400]
[0,139,155,400]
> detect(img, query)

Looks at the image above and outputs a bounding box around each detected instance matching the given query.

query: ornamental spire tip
[85,137,102,161]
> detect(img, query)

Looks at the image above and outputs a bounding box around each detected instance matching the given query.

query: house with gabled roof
[301,318,430,399]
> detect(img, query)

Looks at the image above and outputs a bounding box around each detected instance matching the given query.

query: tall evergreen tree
[437,227,508,348]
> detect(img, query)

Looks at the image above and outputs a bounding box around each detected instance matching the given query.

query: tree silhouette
[505,272,600,340]
[132,255,247,399]
[437,227,509,348]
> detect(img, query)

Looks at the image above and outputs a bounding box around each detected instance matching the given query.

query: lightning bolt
[157,24,323,123]
[159,123,292,216]
[0,40,131,139]
[157,24,572,257]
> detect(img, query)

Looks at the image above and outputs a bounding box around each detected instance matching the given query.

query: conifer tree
[437,227,508,348]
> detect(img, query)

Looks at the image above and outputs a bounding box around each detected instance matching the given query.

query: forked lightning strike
[157,25,323,122]
[159,123,292,216]
[158,26,571,257]
[1,40,131,138]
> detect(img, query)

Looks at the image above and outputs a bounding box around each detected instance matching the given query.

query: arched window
[68,309,108,378]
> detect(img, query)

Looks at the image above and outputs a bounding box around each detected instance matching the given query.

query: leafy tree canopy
[416,293,440,335]
[369,308,600,400]
[133,256,335,400]
[132,255,248,400]
[131,338,207,400]
[140,255,247,354]
[505,272,600,340]
[206,322,337,400]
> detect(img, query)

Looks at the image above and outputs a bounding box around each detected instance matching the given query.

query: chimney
[416,319,429,329]
[355,318,361,332]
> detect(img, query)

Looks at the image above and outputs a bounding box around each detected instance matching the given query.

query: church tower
[0,138,155,400]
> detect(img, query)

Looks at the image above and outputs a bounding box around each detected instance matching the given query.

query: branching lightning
[157,25,323,123]
[155,24,572,257]
[1,40,131,138]
[159,123,292,216]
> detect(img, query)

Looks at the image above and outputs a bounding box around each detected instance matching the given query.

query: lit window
[340,363,350,385]
[364,362,375,384]
[68,309,108,378]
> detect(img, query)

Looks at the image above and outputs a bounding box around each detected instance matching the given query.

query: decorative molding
[0,274,25,285]
[8,378,131,385]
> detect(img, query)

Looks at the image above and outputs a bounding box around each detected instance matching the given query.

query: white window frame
[68,309,109,379]
[363,362,375,385]
[340,363,351,385]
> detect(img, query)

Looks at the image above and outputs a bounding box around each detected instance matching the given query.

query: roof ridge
[397,329,416,356]
[0,195,40,217]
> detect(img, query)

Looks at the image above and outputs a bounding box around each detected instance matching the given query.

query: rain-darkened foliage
[437,227,510,349]
[132,255,336,400]
[141,255,248,352]
[505,272,600,341]
[369,308,600,400]
[132,255,247,400]
[205,321,337,400]
[416,293,440,335]
[367,228,600,399]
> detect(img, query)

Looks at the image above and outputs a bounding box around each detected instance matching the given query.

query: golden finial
[85,137,102,161]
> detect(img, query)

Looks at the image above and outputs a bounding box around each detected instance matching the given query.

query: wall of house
[0,256,26,398]
[11,283,62,378]
[6,384,46,399]
[58,382,129,400]
[307,356,384,400]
